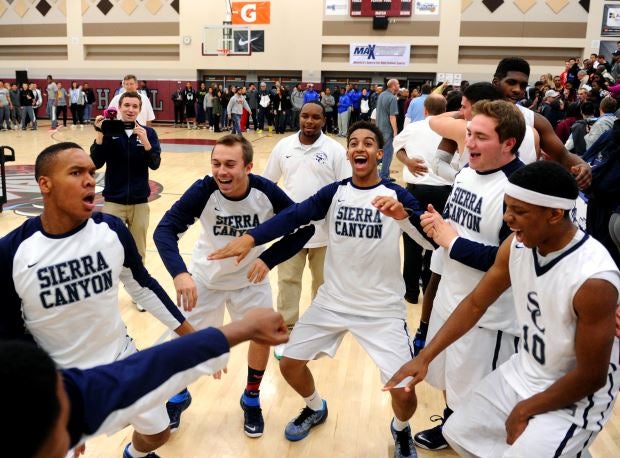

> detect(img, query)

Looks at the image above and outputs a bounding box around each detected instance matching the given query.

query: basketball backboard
[202,25,252,56]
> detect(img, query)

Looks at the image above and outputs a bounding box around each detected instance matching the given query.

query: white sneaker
[274,343,286,360]
[132,301,146,312]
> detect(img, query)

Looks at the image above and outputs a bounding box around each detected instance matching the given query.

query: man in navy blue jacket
[91,91,161,262]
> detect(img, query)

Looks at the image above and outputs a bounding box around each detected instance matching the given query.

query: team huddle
[1,58,620,458]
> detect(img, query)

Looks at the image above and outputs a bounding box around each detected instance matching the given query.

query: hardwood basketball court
[0,123,617,457]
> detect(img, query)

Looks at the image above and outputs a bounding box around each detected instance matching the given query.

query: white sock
[392,417,409,431]
[126,443,148,458]
[303,390,324,411]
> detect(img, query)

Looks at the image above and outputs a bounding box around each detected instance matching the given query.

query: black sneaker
[240,396,264,438]
[391,422,417,458]
[413,415,448,450]
[166,390,192,432]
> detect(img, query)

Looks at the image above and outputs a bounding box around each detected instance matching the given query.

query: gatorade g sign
[231,2,271,24]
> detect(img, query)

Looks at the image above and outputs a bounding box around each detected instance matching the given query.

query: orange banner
[231,1,270,24]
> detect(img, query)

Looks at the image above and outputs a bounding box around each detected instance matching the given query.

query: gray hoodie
[227,94,251,115]
[292,89,305,110]
[321,94,335,113]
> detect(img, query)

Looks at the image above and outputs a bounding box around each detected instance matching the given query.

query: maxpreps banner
[349,43,410,66]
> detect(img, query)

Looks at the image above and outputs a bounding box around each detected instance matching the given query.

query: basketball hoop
[217,48,231,56]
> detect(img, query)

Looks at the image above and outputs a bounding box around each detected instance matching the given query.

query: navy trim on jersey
[403,320,414,359]
[553,424,577,458]
[39,218,89,239]
[475,157,524,176]
[0,218,42,340]
[350,179,384,191]
[581,395,595,429]
[249,180,342,246]
[154,177,218,278]
[532,233,589,277]
[598,363,618,430]
[258,226,315,269]
[576,432,594,457]
[100,213,185,325]
[383,180,437,248]
[491,330,503,370]
[249,175,316,269]
[450,238,503,272]
[64,327,229,447]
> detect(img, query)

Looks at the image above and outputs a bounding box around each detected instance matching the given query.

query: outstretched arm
[209,182,339,262]
[64,309,288,447]
[533,112,591,189]
[429,116,467,153]
[383,236,513,392]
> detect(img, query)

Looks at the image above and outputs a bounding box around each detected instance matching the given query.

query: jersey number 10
[522,324,546,365]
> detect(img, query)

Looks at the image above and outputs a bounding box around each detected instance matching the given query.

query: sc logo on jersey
[231,1,271,24]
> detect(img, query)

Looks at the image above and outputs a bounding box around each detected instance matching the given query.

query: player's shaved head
[35,142,84,181]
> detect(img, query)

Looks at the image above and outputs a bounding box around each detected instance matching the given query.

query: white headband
[505,182,576,210]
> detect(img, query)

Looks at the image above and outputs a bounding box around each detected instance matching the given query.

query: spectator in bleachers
[584,96,617,151]
[566,102,597,156]
[555,102,581,144]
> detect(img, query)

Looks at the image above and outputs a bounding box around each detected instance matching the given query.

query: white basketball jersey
[433,160,523,334]
[5,213,185,369]
[517,103,535,127]
[502,232,620,431]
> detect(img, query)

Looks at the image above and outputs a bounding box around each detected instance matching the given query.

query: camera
[101,120,135,136]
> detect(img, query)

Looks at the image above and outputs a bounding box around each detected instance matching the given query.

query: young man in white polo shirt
[262,101,351,357]
[108,74,155,126]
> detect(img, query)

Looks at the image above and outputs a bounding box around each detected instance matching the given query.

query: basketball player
[428,82,538,178]
[262,101,351,358]
[153,134,314,439]
[385,161,620,457]
[209,121,434,458]
[3,308,288,458]
[0,143,195,458]
[412,100,526,451]
[491,57,591,188]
